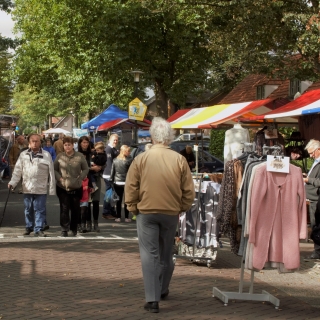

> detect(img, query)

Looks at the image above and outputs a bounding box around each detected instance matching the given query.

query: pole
[134,82,138,145]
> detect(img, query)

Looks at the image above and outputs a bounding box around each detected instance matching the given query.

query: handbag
[310,225,320,246]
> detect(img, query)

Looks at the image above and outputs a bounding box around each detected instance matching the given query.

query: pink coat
[249,164,307,270]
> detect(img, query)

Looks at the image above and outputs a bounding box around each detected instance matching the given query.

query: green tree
[0,50,13,113]
[141,0,320,82]
[12,0,221,119]
[11,84,63,133]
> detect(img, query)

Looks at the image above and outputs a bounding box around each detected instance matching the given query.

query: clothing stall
[169,92,320,308]
[213,143,306,308]
[174,173,223,267]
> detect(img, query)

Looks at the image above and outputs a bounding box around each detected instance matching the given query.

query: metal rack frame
[213,258,280,308]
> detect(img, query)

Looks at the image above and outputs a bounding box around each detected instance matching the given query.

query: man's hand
[8,184,12,190]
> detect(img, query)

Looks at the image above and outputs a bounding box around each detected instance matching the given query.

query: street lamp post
[130,70,143,144]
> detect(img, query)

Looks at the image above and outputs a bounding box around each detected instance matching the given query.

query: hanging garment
[217,159,243,253]
[248,164,307,270]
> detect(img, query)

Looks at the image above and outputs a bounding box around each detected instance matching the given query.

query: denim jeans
[102,179,116,216]
[24,194,47,233]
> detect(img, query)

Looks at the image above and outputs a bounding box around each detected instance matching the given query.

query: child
[89,142,107,192]
[79,177,92,233]
[43,138,56,161]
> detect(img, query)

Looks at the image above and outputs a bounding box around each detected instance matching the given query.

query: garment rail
[173,173,221,268]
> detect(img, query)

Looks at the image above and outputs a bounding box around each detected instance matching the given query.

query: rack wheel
[207,260,212,268]
[172,256,176,265]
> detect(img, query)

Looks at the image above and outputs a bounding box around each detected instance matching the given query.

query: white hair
[305,139,320,151]
[149,117,174,145]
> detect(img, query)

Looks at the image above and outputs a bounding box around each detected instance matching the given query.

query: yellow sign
[128,98,147,121]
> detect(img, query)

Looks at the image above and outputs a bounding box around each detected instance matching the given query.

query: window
[289,79,301,97]
[256,85,265,99]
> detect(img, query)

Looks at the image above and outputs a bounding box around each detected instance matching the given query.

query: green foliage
[12,0,221,118]
[141,0,320,81]
[0,50,13,113]
[11,84,63,133]
[209,129,226,161]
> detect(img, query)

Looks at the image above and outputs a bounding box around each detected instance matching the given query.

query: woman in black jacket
[78,136,104,232]
[110,145,132,222]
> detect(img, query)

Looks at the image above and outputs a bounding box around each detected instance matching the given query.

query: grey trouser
[309,200,317,229]
[136,213,178,302]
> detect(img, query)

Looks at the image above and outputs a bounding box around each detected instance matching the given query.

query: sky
[0,11,15,38]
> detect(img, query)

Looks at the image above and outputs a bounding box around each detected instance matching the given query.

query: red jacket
[80,178,90,203]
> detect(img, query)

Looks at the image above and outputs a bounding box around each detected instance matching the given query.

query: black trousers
[114,184,129,219]
[56,186,82,232]
[87,201,99,221]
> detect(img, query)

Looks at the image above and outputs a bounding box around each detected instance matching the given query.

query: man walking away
[8,134,56,237]
[125,117,195,313]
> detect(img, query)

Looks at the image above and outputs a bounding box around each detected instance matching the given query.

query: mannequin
[224,123,250,164]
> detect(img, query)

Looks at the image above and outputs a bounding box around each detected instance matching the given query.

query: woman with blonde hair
[110,145,132,222]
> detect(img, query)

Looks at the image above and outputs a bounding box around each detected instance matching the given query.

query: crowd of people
[1,117,196,314]
[4,131,132,237]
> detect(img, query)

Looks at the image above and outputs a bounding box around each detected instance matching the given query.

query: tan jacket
[9,141,28,168]
[125,144,195,215]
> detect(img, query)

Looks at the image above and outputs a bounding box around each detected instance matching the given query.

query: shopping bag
[104,185,119,207]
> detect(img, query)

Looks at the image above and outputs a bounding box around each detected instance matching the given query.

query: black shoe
[144,302,159,313]
[61,231,68,237]
[34,231,46,237]
[71,230,77,237]
[42,225,50,231]
[161,290,169,300]
[305,253,320,260]
[23,228,33,235]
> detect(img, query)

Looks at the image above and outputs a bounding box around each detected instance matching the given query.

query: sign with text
[73,128,89,138]
[128,98,147,121]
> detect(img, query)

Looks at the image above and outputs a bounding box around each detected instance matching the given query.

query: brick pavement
[0,235,319,320]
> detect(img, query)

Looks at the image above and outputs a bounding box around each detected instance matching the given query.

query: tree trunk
[155,81,168,119]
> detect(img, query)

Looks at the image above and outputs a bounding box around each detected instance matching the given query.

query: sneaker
[23,228,33,235]
[114,218,121,222]
[34,231,46,237]
[125,218,131,223]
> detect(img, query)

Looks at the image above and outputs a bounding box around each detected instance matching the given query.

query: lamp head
[130,70,143,83]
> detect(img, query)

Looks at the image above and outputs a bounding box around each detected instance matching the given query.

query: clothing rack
[212,258,280,308]
[262,144,282,155]
[173,173,220,268]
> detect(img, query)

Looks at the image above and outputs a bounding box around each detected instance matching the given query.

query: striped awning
[248,89,320,121]
[169,99,276,129]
